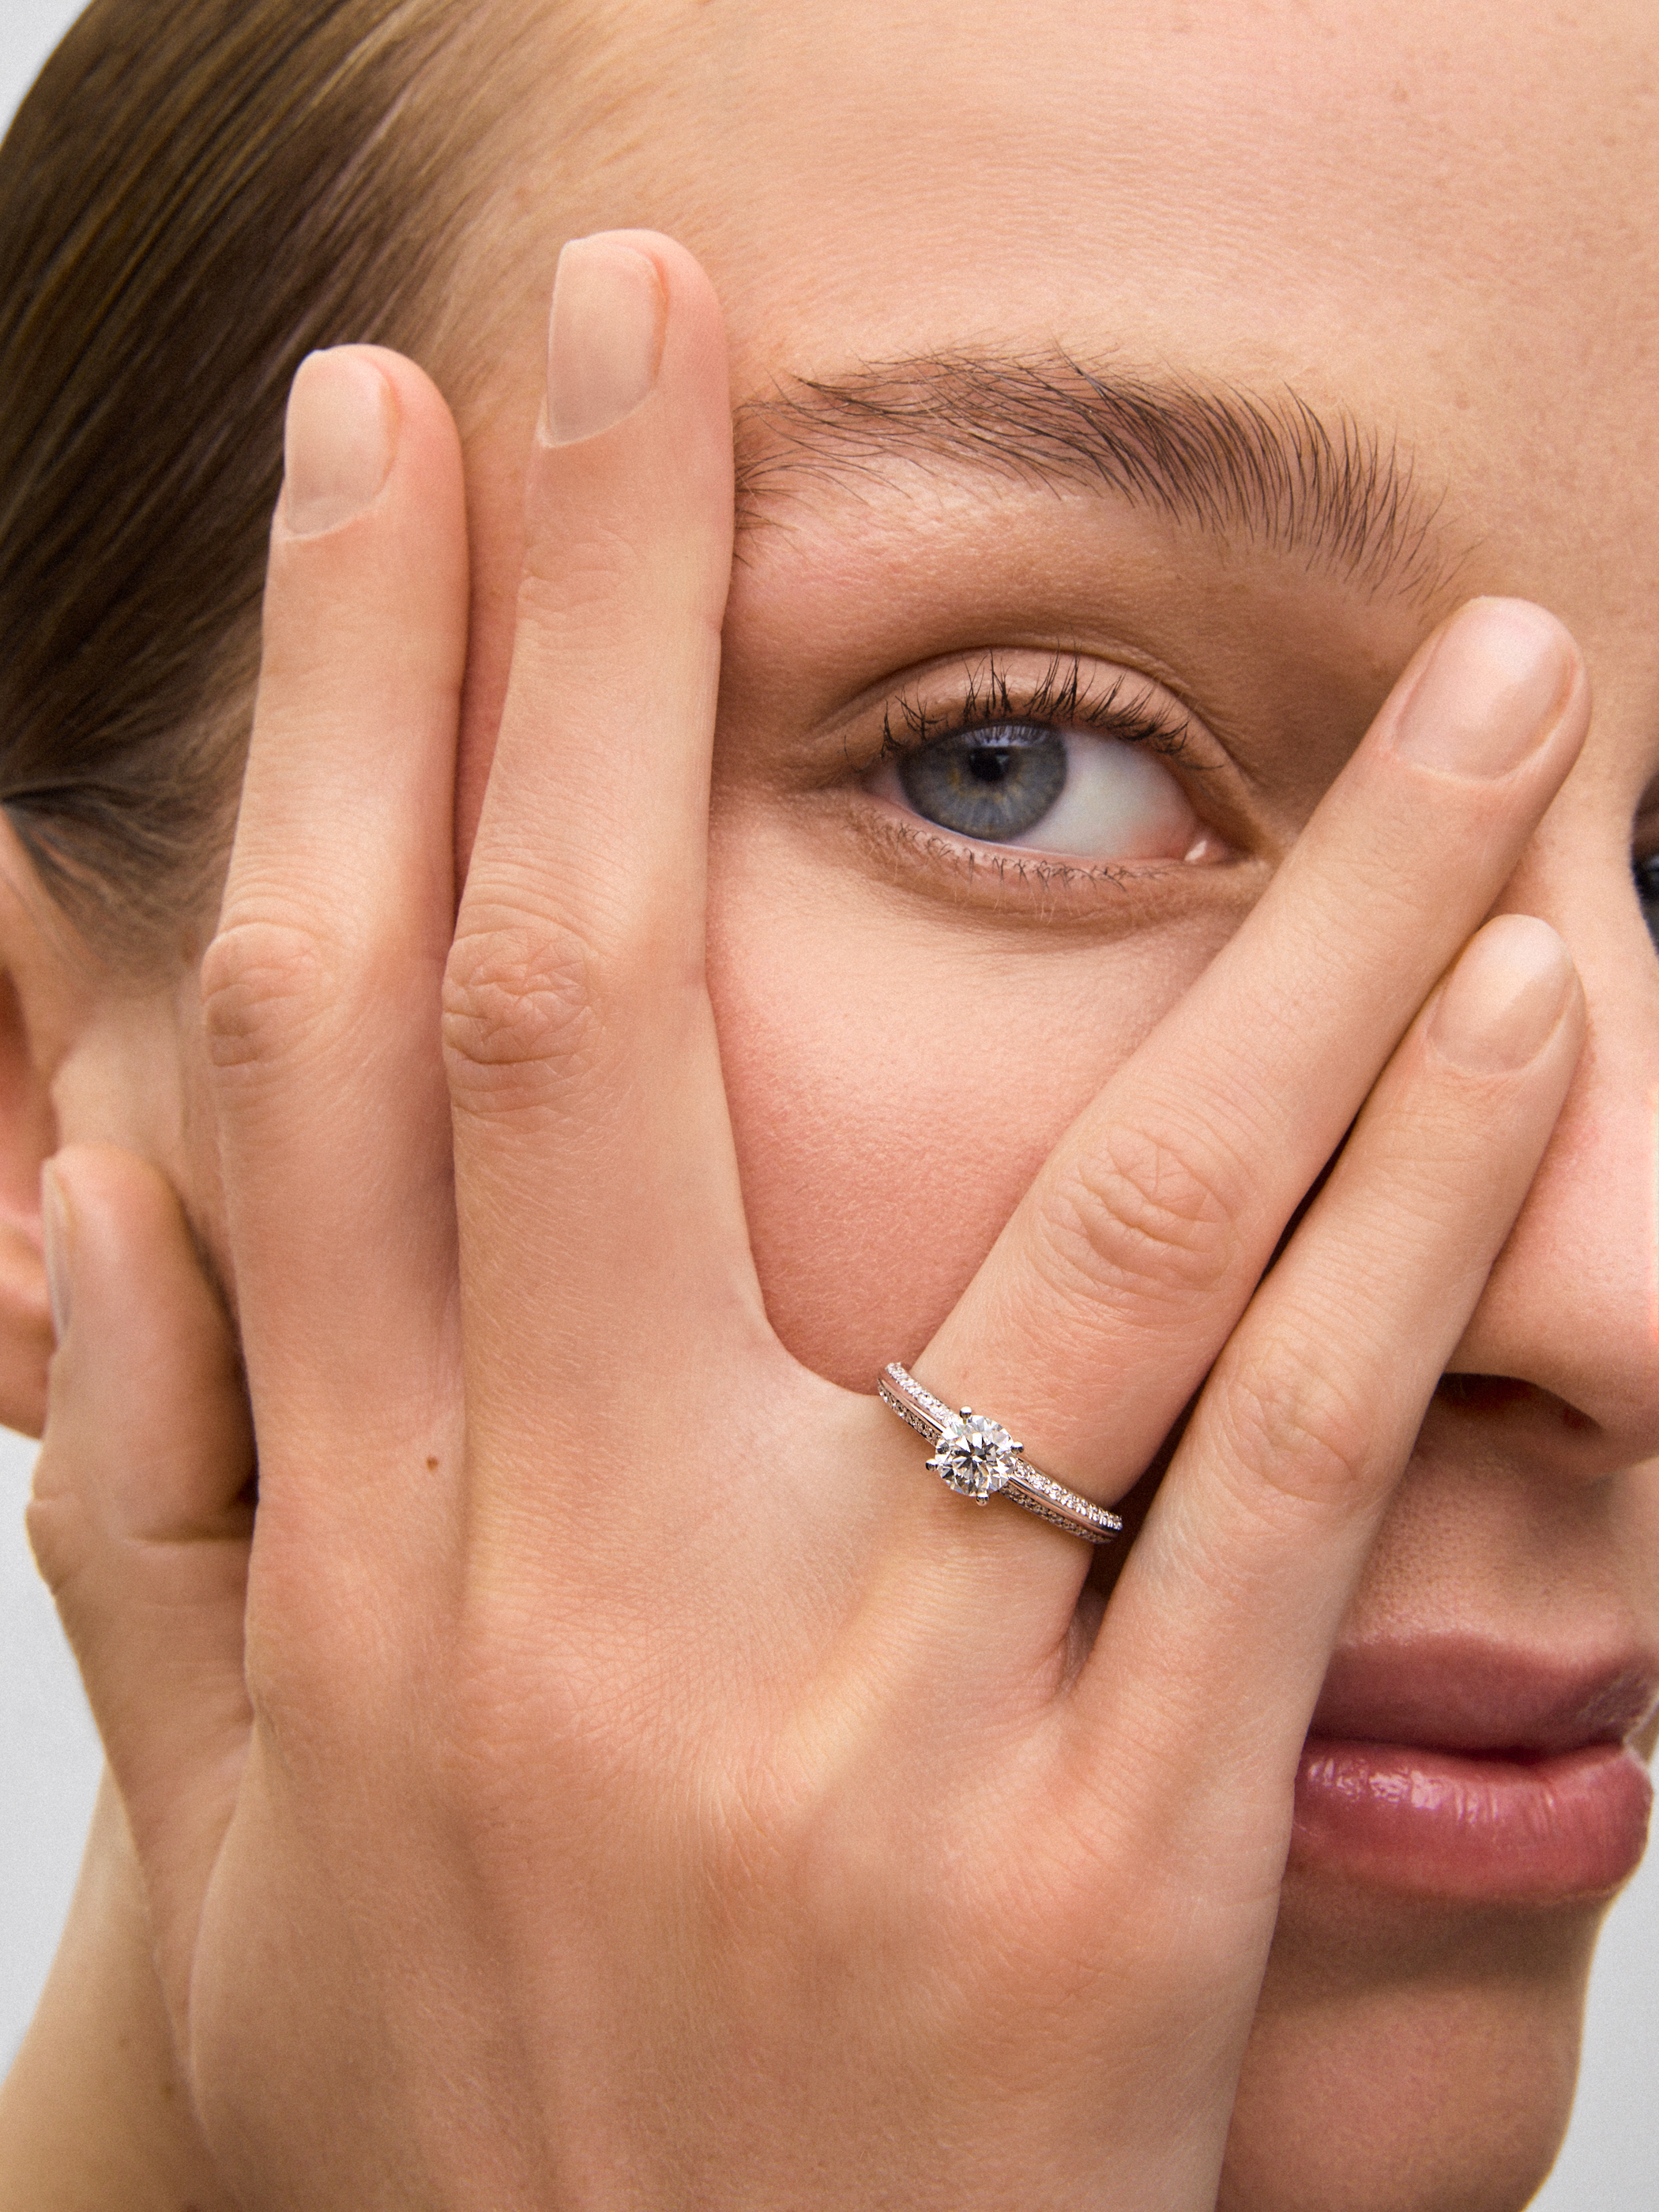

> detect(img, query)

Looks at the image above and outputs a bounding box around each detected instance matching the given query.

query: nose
[1445,800,1659,1477]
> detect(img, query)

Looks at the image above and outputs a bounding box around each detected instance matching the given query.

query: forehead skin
[510,0,1659,575]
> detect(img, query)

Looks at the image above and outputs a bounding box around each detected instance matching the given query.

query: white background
[1,6,1654,2203]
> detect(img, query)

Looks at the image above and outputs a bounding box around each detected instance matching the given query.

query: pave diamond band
[878,1364,1123,1546]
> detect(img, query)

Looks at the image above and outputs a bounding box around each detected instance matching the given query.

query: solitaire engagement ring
[878,1364,1123,1545]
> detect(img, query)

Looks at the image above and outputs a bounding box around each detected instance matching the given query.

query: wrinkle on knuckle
[200,919,336,1074]
[1218,1343,1375,1519]
[442,920,604,1115]
[1040,1119,1242,1315]
[516,527,653,631]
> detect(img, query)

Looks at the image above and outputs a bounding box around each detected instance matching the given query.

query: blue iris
[897,726,1066,842]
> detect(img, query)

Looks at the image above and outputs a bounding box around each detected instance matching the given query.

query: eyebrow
[733,353,1454,600]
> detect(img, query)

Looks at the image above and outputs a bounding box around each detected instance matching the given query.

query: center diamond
[928,1411,1017,1500]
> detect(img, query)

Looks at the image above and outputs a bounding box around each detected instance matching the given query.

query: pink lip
[1291,1640,1658,1901]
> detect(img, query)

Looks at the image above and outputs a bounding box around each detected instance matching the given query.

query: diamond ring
[877,1364,1123,1545]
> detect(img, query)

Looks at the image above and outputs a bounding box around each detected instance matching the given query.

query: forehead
[554,0,1654,362]
[488,0,1659,732]
[540,2,1657,527]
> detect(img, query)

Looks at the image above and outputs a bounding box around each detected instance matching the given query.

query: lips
[1290,1639,1657,1901]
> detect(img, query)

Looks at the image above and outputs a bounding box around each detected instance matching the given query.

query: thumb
[27,1144,253,2026]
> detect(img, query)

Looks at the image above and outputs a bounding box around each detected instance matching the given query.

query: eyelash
[877,650,1198,766]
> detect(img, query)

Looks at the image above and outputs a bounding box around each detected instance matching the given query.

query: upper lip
[1310,1637,1659,1758]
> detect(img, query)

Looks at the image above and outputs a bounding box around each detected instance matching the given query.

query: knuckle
[244,1558,389,1761]
[1219,1338,1375,1517]
[200,918,336,1074]
[442,920,604,1115]
[24,1484,81,1604]
[1039,1119,1242,1315]
[518,533,640,618]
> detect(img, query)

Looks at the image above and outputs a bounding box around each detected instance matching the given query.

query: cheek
[705,820,1241,1386]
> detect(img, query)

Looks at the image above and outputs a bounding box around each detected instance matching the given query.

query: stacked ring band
[878,1364,1123,1545]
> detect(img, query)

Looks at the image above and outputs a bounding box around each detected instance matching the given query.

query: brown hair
[0,0,522,959]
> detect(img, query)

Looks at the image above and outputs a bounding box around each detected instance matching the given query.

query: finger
[1068,916,1584,1878]
[901,601,1586,1571]
[446,235,769,1495]
[27,1145,254,2026]
[201,348,466,1484]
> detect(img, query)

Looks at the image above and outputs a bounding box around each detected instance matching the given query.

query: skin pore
[2,0,1657,2206]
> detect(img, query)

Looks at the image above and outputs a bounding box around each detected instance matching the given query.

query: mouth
[1291,1639,1657,1902]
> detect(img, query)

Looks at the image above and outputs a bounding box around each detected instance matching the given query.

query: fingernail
[546,236,665,445]
[40,1163,71,1343]
[282,350,396,536]
[1428,915,1574,1073]
[1393,600,1574,778]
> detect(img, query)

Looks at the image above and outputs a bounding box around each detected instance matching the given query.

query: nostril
[1437,1373,1595,1431]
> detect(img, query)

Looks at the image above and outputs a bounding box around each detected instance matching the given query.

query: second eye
[876,722,1204,862]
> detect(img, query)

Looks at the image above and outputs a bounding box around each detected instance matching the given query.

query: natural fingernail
[546,236,665,445]
[1393,600,1574,778]
[1428,915,1575,1073]
[282,350,396,536]
[40,1163,71,1343]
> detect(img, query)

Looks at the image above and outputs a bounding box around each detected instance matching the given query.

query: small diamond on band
[878,1364,1123,1545]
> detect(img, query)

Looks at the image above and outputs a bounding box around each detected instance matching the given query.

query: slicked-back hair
[0,0,518,957]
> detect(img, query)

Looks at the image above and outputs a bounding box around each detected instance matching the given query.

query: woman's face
[63,0,1659,2202]
[435,7,1659,2194]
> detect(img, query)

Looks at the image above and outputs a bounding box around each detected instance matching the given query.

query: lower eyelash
[871,802,1147,890]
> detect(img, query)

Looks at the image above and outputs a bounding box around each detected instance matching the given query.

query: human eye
[863,653,1227,867]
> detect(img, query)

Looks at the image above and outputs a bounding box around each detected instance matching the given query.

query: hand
[30,232,1588,2208]
[0,1771,239,2211]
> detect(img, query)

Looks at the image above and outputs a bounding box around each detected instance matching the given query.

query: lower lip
[1292,1737,1653,1900]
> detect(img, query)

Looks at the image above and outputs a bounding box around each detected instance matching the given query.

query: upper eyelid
[875,650,1202,763]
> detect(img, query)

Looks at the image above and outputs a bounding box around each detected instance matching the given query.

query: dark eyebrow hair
[733,353,1454,600]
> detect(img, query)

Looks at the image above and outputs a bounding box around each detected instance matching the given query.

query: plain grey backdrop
[0,4,1654,2201]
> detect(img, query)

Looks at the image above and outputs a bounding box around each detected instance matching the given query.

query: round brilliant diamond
[928,1411,1017,1499]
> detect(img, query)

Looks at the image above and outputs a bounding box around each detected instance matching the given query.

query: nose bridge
[1451,826,1659,1456]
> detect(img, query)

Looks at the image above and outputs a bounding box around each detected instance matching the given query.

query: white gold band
[878,1364,1123,1545]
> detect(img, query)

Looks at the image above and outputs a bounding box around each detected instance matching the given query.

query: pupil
[897,724,1066,841]
[968,749,1014,786]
